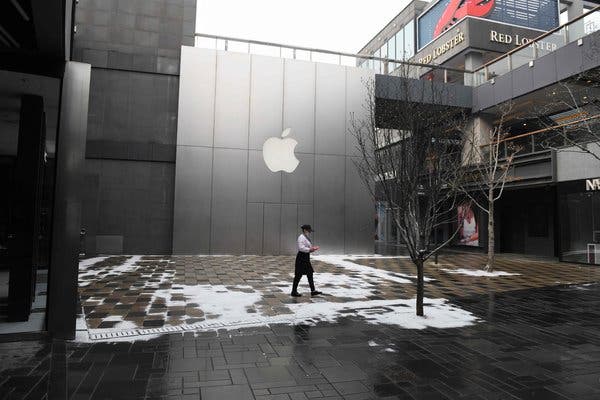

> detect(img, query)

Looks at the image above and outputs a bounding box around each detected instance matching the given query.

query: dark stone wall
[86,69,179,145]
[73,0,196,254]
[82,159,175,255]
[73,0,195,74]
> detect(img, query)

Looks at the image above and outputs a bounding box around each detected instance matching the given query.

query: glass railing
[473,6,600,86]
[195,5,600,88]
[194,33,472,85]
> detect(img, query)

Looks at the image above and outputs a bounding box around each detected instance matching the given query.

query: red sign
[434,0,496,37]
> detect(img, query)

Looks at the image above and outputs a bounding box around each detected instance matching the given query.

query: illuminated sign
[418,0,559,49]
[489,30,558,51]
[586,178,600,191]
[435,0,495,38]
[418,31,465,64]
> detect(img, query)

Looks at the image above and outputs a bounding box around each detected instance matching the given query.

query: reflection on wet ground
[1,255,600,399]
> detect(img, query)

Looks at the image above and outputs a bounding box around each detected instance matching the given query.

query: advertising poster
[457,202,479,246]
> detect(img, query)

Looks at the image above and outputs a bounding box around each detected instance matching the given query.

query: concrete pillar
[462,114,493,166]
[567,0,585,40]
[567,0,584,21]
[46,61,91,339]
[464,51,483,85]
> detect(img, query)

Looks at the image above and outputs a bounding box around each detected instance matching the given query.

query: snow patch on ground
[78,256,110,270]
[79,255,143,287]
[317,274,378,298]
[108,255,143,275]
[344,255,410,260]
[284,298,478,330]
[269,272,383,299]
[145,284,262,322]
[574,283,597,290]
[80,296,478,342]
[440,268,520,277]
[314,254,434,283]
[76,254,480,342]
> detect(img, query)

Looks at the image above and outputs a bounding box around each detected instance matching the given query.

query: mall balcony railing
[194,33,472,85]
[473,5,600,86]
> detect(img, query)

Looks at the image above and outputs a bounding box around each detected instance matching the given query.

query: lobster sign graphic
[434,0,496,38]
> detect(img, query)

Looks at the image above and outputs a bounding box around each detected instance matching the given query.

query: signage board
[586,178,600,191]
[418,0,559,50]
[413,17,558,66]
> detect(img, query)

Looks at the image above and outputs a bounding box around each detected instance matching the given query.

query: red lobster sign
[434,0,495,37]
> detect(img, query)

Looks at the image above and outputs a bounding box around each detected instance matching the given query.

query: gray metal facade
[173,47,374,255]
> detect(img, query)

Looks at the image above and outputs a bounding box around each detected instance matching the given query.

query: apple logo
[262,128,300,173]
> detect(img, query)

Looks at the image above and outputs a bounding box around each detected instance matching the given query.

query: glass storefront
[559,180,600,265]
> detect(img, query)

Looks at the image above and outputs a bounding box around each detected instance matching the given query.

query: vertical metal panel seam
[208,50,218,254]
[261,202,265,254]
[279,58,286,254]
[245,54,253,254]
[312,62,318,244]
[343,66,348,254]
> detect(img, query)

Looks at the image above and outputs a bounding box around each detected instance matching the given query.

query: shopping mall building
[358,0,600,266]
[0,0,599,337]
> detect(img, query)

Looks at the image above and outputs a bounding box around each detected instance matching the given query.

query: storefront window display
[457,202,479,246]
[375,202,386,242]
[559,179,600,265]
[375,202,401,246]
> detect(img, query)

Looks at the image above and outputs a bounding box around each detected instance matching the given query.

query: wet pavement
[1,255,600,399]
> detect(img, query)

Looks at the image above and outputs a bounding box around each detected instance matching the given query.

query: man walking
[291,225,322,297]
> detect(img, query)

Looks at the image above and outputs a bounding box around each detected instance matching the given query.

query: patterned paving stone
[76,254,600,335]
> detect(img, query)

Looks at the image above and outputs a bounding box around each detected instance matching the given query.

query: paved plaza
[1,254,600,399]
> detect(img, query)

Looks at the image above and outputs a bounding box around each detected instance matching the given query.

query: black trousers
[292,272,315,293]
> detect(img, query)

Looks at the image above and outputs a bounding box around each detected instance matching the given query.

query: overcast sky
[195,0,417,54]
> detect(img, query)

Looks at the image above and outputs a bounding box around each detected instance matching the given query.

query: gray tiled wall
[73,0,195,74]
[83,159,175,255]
[86,69,179,144]
[74,0,196,254]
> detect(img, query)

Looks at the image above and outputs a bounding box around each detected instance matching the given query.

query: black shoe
[291,292,302,297]
[311,291,322,296]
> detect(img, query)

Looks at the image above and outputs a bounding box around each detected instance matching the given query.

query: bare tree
[455,103,521,272]
[533,73,600,163]
[349,65,464,316]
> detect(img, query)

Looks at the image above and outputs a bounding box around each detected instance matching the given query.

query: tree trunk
[416,258,424,316]
[487,190,495,272]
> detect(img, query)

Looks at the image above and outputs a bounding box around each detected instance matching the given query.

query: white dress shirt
[297,234,312,253]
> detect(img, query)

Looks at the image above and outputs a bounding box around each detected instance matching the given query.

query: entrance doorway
[0,94,51,334]
[498,187,556,257]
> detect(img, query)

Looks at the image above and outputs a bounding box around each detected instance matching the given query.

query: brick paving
[352,253,600,298]
[1,253,600,399]
[77,254,600,332]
